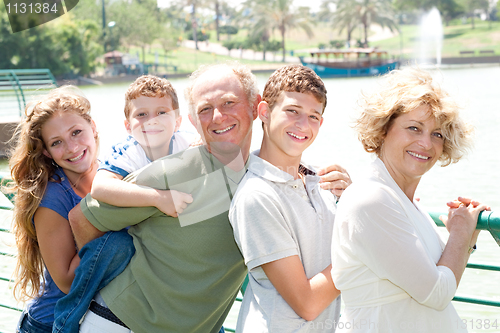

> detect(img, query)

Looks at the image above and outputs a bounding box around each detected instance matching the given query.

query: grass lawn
[126,45,283,74]
[371,20,500,58]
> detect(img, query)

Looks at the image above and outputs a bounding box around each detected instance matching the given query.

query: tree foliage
[357,0,399,46]
[329,0,360,47]
[457,0,490,28]
[322,0,399,47]
[107,0,164,60]
[0,7,101,76]
[393,0,463,24]
[244,0,314,62]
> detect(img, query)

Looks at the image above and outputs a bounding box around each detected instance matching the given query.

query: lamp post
[108,21,116,52]
[102,0,107,51]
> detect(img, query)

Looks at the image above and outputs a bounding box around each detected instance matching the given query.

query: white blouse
[331,158,467,333]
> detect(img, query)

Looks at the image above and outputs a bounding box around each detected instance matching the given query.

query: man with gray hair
[69,62,351,333]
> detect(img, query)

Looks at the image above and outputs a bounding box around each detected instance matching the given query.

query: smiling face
[188,67,258,161]
[41,111,97,178]
[260,91,323,168]
[125,95,181,161]
[380,104,444,196]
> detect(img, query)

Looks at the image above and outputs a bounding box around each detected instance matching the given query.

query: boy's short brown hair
[262,65,327,113]
[124,75,179,118]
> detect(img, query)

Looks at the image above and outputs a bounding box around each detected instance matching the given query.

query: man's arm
[69,203,105,250]
[317,164,352,198]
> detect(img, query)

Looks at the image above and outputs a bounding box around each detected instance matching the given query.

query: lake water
[1,65,499,332]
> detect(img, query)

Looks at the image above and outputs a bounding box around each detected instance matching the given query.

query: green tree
[172,0,203,49]
[393,0,463,25]
[458,0,489,28]
[318,0,335,22]
[189,0,200,49]
[245,0,314,62]
[158,24,182,56]
[107,0,163,61]
[223,39,241,55]
[215,0,239,38]
[51,16,102,75]
[330,0,361,47]
[241,0,274,61]
[0,7,101,76]
[356,0,399,47]
[322,0,399,48]
[219,25,238,40]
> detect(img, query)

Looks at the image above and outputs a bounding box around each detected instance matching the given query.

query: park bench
[479,50,495,55]
[459,50,475,56]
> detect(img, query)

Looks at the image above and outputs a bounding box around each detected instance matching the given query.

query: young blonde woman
[9,87,99,332]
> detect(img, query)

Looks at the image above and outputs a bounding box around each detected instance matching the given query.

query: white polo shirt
[229,153,341,332]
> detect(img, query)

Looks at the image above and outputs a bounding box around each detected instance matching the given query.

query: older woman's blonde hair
[355,67,473,166]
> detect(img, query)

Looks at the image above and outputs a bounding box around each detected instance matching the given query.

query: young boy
[92,75,193,216]
[229,65,341,332]
[52,75,193,332]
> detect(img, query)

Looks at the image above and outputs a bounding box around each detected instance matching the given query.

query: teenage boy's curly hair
[124,75,179,118]
[262,65,327,113]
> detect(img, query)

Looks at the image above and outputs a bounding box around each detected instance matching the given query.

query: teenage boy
[92,74,193,216]
[229,65,341,332]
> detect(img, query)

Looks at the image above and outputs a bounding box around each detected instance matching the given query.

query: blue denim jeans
[52,230,135,333]
[16,310,52,333]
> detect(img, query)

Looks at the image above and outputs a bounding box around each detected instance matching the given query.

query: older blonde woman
[331,68,490,332]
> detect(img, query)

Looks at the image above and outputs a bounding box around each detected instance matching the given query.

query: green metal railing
[0,172,498,332]
[0,69,57,117]
[430,210,500,247]
[0,173,21,333]
[429,211,500,308]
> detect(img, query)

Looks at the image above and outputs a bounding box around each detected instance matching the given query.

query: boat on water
[299,48,399,78]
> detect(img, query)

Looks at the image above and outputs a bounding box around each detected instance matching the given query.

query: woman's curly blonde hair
[355,67,473,166]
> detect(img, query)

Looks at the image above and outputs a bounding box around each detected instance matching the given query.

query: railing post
[9,70,26,115]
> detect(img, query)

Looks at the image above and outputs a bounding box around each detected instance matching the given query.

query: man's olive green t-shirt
[80,146,247,333]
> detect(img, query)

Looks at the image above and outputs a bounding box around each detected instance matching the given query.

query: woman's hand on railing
[441,197,491,249]
[437,198,491,286]
[442,197,491,235]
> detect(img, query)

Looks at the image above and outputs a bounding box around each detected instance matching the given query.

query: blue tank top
[27,168,82,325]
